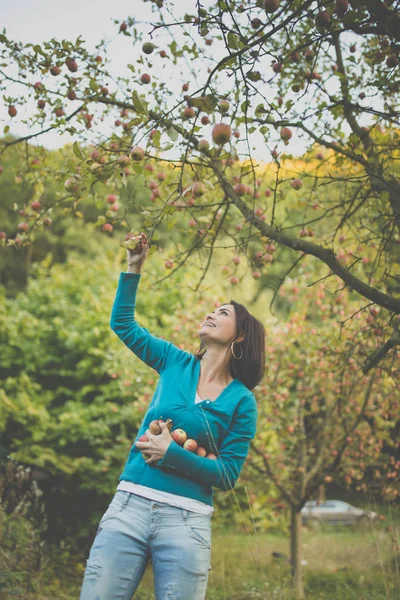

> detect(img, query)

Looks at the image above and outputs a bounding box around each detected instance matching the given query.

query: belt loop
[123,491,130,507]
[182,509,188,521]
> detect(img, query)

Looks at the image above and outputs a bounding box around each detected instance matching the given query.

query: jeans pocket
[100,491,128,524]
[188,525,211,550]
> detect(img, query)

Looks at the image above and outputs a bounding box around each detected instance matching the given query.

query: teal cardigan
[110,273,258,507]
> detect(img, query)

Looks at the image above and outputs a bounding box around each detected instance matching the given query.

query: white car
[301,500,377,527]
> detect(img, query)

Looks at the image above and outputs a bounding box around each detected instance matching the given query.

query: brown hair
[195,300,266,390]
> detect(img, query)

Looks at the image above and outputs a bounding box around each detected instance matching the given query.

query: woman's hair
[195,300,266,391]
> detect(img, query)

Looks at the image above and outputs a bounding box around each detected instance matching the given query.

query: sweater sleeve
[110,272,186,375]
[157,394,258,491]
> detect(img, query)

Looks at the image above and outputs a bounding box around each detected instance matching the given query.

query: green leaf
[131,91,148,116]
[3,125,9,134]
[227,32,240,51]
[166,128,179,142]
[73,141,84,161]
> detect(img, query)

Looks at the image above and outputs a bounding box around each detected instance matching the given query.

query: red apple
[212,123,232,145]
[334,0,349,15]
[230,276,239,285]
[65,57,78,72]
[280,127,292,142]
[50,66,61,76]
[33,81,44,91]
[102,223,113,233]
[54,108,65,118]
[252,271,261,279]
[119,22,127,32]
[264,0,280,13]
[130,146,145,161]
[290,178,303,190]
[37,99,46,109]
[182,82,189,92]
[201,115,210,125]
[31,201,41,211]
[164,259,174,269]
[272,62,283,73]
[159,50,167,58]
[156,172,166,181]
[183,439,198,453]
[140,73,151,84]
[138,434,149,443]
[0,231,6,240]
[172,429,188,445]
[95,55,102,62]
[8,106,17,118]
[196,447,207,457]
[117,155,130,167]
[233,183,246,196]
[206,453,217,460]
[233,255,240,265]
[198,139,210,152]
[18,222,29,232]
[192,182,206,197]
[107,194,118,204]
[315,11,331,28]
[386,55,398,69]
[67,90,77,101]
[182,107,196,120]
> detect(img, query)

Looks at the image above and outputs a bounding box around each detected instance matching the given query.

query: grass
[1,516,398,599]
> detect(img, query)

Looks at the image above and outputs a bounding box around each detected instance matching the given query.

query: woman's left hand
[135,421,173,465]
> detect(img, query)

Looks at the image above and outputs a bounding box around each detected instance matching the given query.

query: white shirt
[117,391,214,515]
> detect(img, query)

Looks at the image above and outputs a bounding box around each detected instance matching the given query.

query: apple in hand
[172,429,188,445]
[206,453,217,459]
[183,439,198,453]
[196,447,207,457]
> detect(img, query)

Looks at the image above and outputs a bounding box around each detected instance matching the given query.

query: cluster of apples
[137,418,217,461]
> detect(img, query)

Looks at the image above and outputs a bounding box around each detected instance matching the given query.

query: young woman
[80,233,266,600]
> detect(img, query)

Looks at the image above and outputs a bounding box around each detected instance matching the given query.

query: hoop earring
[231,341,243,360]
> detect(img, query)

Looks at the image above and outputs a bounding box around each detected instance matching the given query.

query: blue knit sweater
[110,273,258,507]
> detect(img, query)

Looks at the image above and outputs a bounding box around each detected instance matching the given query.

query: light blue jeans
[79,490,212,600]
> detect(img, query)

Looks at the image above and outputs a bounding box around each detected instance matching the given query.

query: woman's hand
[135,420,173,465]
[126,232,149,273]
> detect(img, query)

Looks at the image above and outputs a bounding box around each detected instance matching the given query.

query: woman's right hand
[126,233,149,273]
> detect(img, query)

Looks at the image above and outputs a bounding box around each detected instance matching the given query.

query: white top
[117,389,214,516]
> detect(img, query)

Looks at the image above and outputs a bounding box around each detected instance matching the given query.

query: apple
[233,130,240,139]
[156,172,166,181]
[119,22,127,32]
[42,217,52,227]
[251,18,263,29]
[334,0,349,15]
[233,183,246,196]
[142,42,155,55]
[64,178,80,193]
[218,99,230,114]
[130,146,145,161]
[50,66,61,76]
[172,429,188,445]
[386,55,398,68]
[31,201,41,211]
[280,127,292,142]
[140,73,151,84]
[95,55,102,62]
[54,108,65,118]
[233,255,240,265]
[117,155,130,167]
[100,87,109,96]
[315,11,330,28]
[230,276,239,285]
[183,439,198,453]
[67,90,77,101]
[290,178,303,190]
[201,115,210,125]
[198,139,210,152]
[182,83,189,92]
[106,194,118,204]
[18,222,29,232]
[252,271,261,279]
[196,447,207,457]
[182,107,196,120]
[206,453,217,460]
[212,123,232,145]
[8,106,17,118]
[33,81,44,91]
[192,182,206,197]
[138,434,149,443]
[65,57,78,72]
[164,259,174,269]
[110,203,120,212]
[37,99,46,109]
[272,62,283,73]
[102,223,113,233]
[159,50,167,58]
[264,0,280,13]
[0,231,6,240]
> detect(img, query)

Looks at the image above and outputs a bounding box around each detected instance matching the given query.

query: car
[301,500,377,528]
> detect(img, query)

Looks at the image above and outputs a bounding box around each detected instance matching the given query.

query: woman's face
[199,304,238,346]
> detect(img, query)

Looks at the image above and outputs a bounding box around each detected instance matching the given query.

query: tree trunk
[290,507,304,599]
[317,484,325,504]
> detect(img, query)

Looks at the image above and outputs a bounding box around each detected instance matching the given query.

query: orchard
[1,1,399,597]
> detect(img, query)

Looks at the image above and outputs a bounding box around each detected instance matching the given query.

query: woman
[80,233,266,600]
